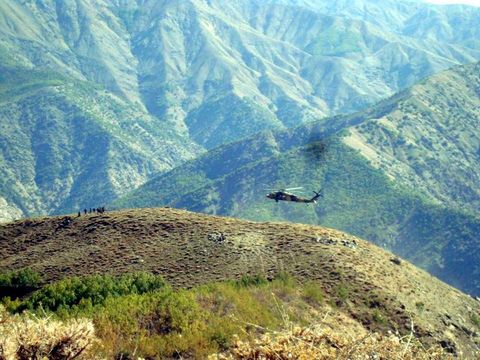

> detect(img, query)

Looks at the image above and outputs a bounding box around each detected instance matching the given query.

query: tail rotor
[311,189,323,203]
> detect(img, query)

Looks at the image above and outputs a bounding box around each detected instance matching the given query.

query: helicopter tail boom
[310,189,323,203]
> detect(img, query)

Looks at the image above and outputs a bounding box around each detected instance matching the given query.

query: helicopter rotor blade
[284,187,303,191]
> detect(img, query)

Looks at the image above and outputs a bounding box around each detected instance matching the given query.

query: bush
[19,272,166,313]
[273,272,296,288]
[472,313,480,329]
[11,272,449,359]
[86,277,301,358]
[0,268,42,288]
[415,301,425,312]
[302,281,324,305]
[335,284,349,303]
[0,297,21,313]
[0,305,98,359]
[372,309,386,325]
[91,288,210,358]
[234,274,268,288]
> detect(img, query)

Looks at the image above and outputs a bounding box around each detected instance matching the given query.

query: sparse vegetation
[416,301,426,313]
[0,272,459,359]
[209,325,450,360]
[301,280,324,305]
[335,283,350,303]
[2,208,479,356]
[233,274,268,288]
[2,273,325,358]
[372,309,386,325]
[472,313,480,329]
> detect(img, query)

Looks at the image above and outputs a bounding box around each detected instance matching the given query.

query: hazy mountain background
[0,66,201,220]
[1,0,480,221]
[3,0,480,139]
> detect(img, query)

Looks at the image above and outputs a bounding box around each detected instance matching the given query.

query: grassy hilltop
[1,208,479,358]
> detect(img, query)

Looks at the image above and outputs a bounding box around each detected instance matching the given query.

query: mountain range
[0,0,479,296]
[0,66,200,221]
[0,0,480,220]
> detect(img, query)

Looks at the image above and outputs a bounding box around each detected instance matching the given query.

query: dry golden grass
[0,305,98,360]
[209,300,455,359]
[210,325,452,360]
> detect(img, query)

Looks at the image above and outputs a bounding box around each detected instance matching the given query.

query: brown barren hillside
[1,207,480,357]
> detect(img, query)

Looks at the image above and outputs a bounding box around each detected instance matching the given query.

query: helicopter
[265,187,323,203]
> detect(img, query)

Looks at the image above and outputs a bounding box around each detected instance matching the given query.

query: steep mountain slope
[1,208,480,356]
[0,66,200,222]
[1,0,480,149]
[115,61,480,296]
[342,61,480,213]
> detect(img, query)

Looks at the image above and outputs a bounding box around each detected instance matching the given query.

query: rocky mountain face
[343,62,480,214]
[114,61,480,296]
[1,0,480,147]
[1,0,480,219]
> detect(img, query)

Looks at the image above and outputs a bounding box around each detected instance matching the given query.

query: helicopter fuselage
[266,191,316,203]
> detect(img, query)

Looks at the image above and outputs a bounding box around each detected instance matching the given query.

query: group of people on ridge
[77,207,106,217]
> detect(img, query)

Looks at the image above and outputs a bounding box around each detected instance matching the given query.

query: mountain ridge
[0,66,201,222]
[1,0,480,144]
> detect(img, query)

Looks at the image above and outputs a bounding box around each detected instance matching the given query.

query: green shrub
[415,301,425,312]
[209,330,230,350]
[472,313,480,329]
[302,281,324,305]
[1,296,22,312]
[273,272,296,288]
[8,272,335,358]
[19,272,166,313]
[0,268,42,288]
[335,284,349,302]
[372,309,386,325]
